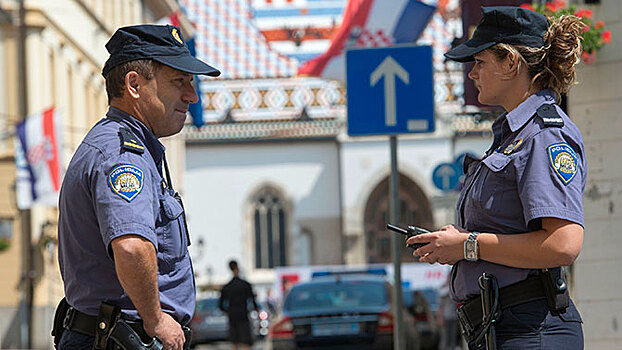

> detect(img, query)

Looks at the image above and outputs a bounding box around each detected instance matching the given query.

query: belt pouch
[541,268,570,311]
[93,302,121,350]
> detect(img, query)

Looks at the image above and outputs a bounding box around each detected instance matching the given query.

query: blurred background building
[0,0,193,348]
[0,0,619,349]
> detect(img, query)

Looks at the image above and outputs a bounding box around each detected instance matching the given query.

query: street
[195,340,265,350]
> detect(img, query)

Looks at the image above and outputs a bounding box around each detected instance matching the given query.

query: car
[250,301,272,338]
[266,272,421,350]
[189,297,229,347]
[403,288,440,350]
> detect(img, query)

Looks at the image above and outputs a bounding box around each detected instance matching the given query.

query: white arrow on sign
[437,164,456,190]
[370,56,409,126]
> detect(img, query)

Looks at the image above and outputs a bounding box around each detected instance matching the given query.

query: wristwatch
[464,232,480,261]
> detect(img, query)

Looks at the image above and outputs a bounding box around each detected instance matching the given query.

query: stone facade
[568,1,622,348]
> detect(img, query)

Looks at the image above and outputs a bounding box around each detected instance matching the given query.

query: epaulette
[536,104,564,127]
[118,127,145,154]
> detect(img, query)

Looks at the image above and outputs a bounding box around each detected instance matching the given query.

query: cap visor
[444,40,495,63]
[154,55,221,76]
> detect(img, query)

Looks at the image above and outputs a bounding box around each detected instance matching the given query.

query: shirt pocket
[471,152,514,214]
[157,191,188,267]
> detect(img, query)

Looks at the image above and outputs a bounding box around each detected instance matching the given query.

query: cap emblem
[171,28,183,44]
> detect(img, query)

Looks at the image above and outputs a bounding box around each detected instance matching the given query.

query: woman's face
[468,50,512,108]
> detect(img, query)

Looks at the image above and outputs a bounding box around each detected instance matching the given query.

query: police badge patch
[108,165,144,201]
[547,143,578,185]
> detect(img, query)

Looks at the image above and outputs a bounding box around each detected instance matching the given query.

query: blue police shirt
[58,107,195,324]
[450,89,586,301]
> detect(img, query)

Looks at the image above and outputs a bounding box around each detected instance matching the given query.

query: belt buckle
[456,305,474,337]
[63,307,76,329]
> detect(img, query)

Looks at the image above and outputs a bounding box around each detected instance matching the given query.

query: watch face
[466,241,477,260]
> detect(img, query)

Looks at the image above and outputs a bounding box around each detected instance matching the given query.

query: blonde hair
[488,15,583,102]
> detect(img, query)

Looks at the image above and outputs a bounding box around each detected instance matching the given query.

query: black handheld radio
[386,224,430,250]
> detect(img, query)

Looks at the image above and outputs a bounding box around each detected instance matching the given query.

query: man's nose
[183,83,199,104]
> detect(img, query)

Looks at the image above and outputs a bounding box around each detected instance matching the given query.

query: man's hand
[144,312,185,350]
[112,235,184,350]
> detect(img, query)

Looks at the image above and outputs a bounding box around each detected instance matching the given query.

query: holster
[541,267,570,311]
[93,302,121,350]
[51,297,70,348]
[108,321,163,350]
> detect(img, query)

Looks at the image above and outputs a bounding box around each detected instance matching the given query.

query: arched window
[363,174,434,264]
[252,187,287,269]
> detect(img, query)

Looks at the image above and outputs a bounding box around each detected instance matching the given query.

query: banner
[14,107,62,209]
[298,0,436,80]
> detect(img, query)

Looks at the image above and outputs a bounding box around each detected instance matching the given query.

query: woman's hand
[407,225,470,265]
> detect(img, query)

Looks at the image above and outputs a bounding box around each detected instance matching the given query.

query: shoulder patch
[537,104,564,127]
[547,143,578,185]
[108,164,144,202]
[119,127,145,154]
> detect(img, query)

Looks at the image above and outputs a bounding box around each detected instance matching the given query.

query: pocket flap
[161,195,183,220]
[482,153,511,172]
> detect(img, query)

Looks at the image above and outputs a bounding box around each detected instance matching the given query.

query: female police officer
[406,6,586,349]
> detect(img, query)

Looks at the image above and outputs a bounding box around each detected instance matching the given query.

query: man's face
[139,65,198,138]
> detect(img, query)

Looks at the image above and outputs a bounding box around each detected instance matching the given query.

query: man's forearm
[111,235,161,321]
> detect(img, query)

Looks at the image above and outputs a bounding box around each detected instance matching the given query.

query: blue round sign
[432,163,460,192]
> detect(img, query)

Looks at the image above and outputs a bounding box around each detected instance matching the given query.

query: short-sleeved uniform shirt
[58,107,195,324]
[450,90,586,301]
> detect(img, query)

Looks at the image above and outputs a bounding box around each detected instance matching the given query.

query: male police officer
[54,25,219,350]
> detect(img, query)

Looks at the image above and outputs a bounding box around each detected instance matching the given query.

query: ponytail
[488,15,584,102]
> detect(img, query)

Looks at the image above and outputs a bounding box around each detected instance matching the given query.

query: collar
[505,89,557,132]
[106,107,166,163]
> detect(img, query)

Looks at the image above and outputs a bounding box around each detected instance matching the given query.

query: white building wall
[568,1,622,348]
[185,140,341,287]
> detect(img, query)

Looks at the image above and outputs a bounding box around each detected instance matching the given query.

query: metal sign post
[389,135,403,350]
[346,45,434,350]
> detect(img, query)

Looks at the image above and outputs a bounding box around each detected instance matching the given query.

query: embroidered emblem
[547,143,578,185]
[108,165,144,202]
[171,28,183,44]
[503,138,523,155]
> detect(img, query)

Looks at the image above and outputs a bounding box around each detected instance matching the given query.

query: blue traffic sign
[346,45,434,136]
[432,163,460,192]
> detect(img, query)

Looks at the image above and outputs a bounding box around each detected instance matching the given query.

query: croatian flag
[298,0,436,80]
[14,107,63,209]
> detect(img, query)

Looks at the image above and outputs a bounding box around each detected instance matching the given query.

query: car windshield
[196,298,224,316]
[285,280,387,311]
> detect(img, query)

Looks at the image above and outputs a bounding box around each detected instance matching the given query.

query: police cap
[445,6,549,63]
[102,24,220,77]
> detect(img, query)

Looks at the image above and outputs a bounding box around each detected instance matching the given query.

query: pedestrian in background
[53,24,219,350]
[407,6,586,349]
[219,260,259,350]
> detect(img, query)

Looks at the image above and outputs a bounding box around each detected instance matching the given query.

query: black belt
[457,275,546,337]
[64,307,160,342]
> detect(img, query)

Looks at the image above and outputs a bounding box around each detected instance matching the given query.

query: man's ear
[125,71,141,99]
